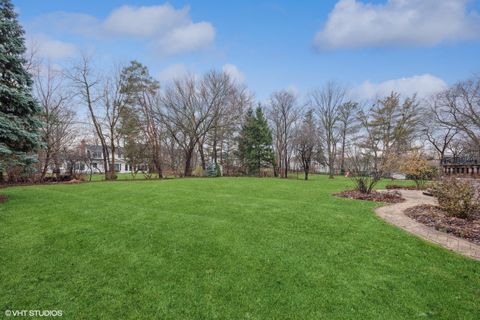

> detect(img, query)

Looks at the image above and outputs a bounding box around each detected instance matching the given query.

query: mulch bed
[334,190,405,203]
[0,195,8,204]
[405,204,480,244]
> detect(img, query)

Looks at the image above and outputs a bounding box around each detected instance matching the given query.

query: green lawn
[0,176,478,319]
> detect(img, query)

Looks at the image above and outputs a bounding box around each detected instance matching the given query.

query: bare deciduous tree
[102,66,127,179]
[293,109,322,180]
[268,90,299,178]
[67,54,112,179]
[434,76,480,149]
[160,71,236,176]
[309,82,346,178]
[421,101,458,161]
[34,63,76,180]
[337,101,360,174]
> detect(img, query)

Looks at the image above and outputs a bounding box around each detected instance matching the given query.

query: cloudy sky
[15,0,480,101]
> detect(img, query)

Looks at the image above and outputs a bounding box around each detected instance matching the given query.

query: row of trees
[2,0,479,183]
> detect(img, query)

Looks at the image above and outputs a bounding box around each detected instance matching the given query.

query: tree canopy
[238,106,275,176]
[0,0,42,179]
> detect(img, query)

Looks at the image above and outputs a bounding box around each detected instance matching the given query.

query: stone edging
[375,190,480,261]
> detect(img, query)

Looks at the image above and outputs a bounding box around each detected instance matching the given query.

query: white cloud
[351,74,448,101]
[157,64,190,83]
[222,64,245,83]
[27,34,77,60]
[285,85,299,97]
[32,4,215,56]
[154,22,215,56]
[315,0,480,49]
[103,4,190,37]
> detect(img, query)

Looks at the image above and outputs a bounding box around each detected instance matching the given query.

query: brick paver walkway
[375,190,480,261]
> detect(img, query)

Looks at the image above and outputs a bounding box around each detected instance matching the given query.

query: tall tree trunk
[102,146,109,179]
[198,144,206,171]
[328,150,334,179]
[283,118,288,179]
[84,83,109,181]
[184,146,195,176]
[41,148,51,180]
[53,155,60,178]
[212,134,218,165]
[109,136,116,179]
[327,137,334,179]
[304,158,310,180]
[340,129,346,174]
[153,144,163,179]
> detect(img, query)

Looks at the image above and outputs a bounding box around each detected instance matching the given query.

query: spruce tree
[0,0,42,180]
[238,106,274,176]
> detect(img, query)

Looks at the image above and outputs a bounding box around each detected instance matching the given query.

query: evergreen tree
[119,61,163,178]
[238,106,274,176]
[0,0,42,180]
[205,161,218,177]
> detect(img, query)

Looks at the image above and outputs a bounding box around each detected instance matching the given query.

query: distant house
[441,151,480,176]
[58,141,149,175]
[83,145,132,174]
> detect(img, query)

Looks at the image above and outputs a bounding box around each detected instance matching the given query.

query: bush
[351,174,381,194]
[433,178,479,219]
[206,162,221,177]
[192,166,204,177]
[399,152,436,188]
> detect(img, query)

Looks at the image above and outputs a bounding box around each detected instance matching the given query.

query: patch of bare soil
[0,195,8,204]
[405,204,480,245]
[334,190,405,203]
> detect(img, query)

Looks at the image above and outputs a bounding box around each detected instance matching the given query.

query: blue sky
[13,0,480,101]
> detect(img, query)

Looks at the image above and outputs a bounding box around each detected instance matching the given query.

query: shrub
[192,166,204,177]
[399,152,435,188]
[206,162,221,177]
[433,178,479,219]
[351,174,381,194]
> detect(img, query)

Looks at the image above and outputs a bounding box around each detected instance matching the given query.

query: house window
[114,164,121,172]
[74,163,85,171]
[125,164,128,171]
[92,163,97,168]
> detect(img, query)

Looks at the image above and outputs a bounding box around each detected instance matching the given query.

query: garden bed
[334,190,405,203]
[405,204,480,244]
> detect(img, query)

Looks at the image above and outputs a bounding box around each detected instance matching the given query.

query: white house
[60,141,149,175]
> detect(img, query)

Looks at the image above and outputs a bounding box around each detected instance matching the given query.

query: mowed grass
[0,176,479,319]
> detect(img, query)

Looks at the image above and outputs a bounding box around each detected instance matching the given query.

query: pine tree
[205,161,217,177]
[119,61,163,178]
[0,0,42,180]
[238,106,274,176]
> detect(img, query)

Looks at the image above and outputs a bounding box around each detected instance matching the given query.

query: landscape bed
[334,189,405,203]
[405,204,480,245]
[1,176,479,319]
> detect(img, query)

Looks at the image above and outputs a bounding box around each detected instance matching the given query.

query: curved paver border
[375,190,480,261]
